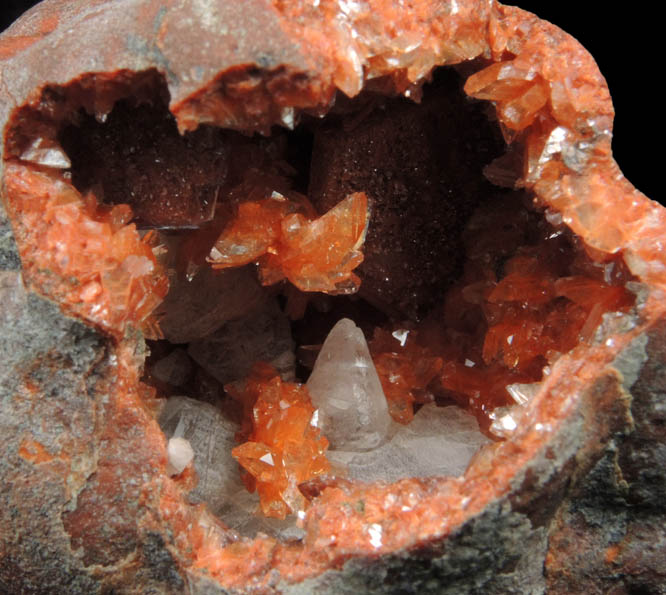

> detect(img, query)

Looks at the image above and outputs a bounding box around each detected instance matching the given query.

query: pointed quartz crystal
[306,318,391,451]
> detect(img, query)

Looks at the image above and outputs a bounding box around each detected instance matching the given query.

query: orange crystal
[229,364,330,519]
[208,190,369,294]
[368,199,636,429]
[3,163,168,338]
[370,328,443,424]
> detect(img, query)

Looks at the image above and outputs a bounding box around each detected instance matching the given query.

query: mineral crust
[1,1,665,594]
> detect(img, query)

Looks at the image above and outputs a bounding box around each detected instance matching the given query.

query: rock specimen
[307,318,392,450]
[1,1,665,594]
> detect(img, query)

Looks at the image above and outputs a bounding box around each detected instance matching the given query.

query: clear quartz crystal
[505,382,542,406]
[488,406,520,438]
[20,137,71,169]
[306,318,391,451]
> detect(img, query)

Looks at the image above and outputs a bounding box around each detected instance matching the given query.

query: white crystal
[159,396,241,507]
[506,382,542,406]
[368,523,383,548]
[306,318,391,451]
[20,137,71,169]
[166,437,194,476]
[488,406,520,438]
[327,404,490,482]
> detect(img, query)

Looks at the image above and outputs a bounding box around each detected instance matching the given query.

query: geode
[1,1,665,594]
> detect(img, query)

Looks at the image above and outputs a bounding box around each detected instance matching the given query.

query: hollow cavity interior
[12,67,637,540]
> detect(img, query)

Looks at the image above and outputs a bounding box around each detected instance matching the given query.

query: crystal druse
[0,1,665,594]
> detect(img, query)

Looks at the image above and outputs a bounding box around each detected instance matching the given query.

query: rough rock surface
[0,1,665,594]
[0,203,193,594]
[187,297,295,385]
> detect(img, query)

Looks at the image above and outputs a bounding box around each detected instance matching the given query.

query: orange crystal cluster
[3,162,168,338]
[371,199,636,428]
[463,21,666,290]
[229,364,330,519]
[370,328,443,424]
[208,186,369,295]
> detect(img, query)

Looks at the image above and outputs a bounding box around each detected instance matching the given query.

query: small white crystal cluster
[307,319,490,483]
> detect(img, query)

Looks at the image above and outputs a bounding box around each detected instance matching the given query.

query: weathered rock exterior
[0,1,664,593]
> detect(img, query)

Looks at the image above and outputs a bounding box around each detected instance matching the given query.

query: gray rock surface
[156,265,265,344]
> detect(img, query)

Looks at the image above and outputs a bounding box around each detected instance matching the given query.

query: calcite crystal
[1,1,665,594]
[327,403,491,482]
[306,318,392,450]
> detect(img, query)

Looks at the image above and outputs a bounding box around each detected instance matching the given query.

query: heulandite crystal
[1,1,665,594]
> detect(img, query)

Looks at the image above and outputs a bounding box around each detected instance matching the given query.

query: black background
[0,1,659,203]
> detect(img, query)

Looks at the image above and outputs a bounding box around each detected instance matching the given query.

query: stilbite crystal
[371,327,443,424]
[306,318,392,451]
[208,191,369,294]
[367,196,637,429]
[229,364,330,519]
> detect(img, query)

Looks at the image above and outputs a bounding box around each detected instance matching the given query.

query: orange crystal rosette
[227,363,331,519]
[0,1,664,593]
